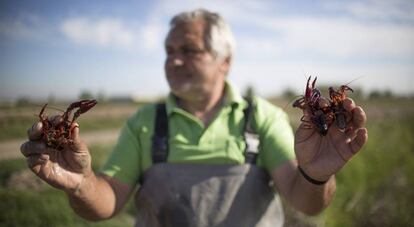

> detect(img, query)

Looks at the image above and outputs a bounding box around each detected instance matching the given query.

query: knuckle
[35,121,43,131]
[28,122,43,140]
[20,142,27,154]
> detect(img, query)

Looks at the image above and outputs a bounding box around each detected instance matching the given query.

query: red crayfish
[38,99,97,149]
[329,85,353,130]
[293,76,353,136]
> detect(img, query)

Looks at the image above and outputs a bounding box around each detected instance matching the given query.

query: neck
[177,84,226,126]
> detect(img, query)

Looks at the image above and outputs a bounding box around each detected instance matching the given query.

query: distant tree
[97,91,107,103]
[15,97,31,107]
[348,87,363,100]
[383,90,393,99]
[79,90,94,100]
[368,90,381,99]
[47,93,56,104]
[281,88,297,100]
[368,90,395,100]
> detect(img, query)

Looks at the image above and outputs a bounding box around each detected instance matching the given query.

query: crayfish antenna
[39,103,48,117]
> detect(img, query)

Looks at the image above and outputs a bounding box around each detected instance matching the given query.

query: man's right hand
[20,120,93,193]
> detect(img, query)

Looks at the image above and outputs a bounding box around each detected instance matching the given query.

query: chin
[171,88,202,101]
[170,81,193,93]
[171,89,192,99]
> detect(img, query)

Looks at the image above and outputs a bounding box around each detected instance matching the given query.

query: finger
[351,106,367,129]
[300,106,313,122]
[349,128,368,154]
[70,122,80,141]
[342,97,356,112]
[20,141,48,157]
[345,126,357,141]
[27,122,43,141]
[26,153,49,170]
[66,123,88,152]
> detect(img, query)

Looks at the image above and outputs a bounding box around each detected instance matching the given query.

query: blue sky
[0,0,413,101]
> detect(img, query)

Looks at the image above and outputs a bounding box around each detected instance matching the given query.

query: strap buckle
[244,131,260,164]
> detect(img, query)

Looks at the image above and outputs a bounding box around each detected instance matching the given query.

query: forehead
[165,20,207,46]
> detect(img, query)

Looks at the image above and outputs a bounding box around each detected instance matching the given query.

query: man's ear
[219,56,231,76]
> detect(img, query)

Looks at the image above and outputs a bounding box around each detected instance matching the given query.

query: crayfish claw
[37,99,97,150]
[79,99,98,114]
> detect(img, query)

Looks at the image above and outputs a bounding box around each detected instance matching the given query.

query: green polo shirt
[100,83,295,186]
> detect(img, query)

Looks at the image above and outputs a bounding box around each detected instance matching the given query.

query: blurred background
[0,0,413,226]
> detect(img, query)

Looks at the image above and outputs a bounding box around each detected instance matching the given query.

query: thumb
[300,106,313,124]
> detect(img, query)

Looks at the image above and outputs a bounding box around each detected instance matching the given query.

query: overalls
[134,98,284,227]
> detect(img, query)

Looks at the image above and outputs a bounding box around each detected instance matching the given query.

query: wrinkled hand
[294,98,368,181]
[20,119,92,193]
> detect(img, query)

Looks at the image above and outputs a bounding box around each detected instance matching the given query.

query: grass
[320,113,414,227]
[0,144,136,227]
[0,115,127,142]
[0,102,140,142]
[0,116,38,141]
[0,188,134,227]
[0,159,26,186]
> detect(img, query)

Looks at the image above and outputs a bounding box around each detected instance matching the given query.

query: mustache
[166,70,191,78]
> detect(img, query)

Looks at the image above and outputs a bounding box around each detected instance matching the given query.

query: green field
[1,98,413,226]
[0,103,140,141]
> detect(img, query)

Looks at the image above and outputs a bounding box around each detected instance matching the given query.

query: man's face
[164,19,229,101]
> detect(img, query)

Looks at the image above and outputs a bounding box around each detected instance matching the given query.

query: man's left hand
[294,97,368,182]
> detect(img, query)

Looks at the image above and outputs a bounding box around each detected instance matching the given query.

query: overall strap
[243,96,260,164]
[152,103,169,163]
[151,98,260,164]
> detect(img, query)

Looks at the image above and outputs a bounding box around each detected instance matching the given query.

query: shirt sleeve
[99,118,142,186]
[255,98,296,173]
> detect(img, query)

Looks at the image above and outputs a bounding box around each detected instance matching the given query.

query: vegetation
[0,145,136,227]
[321,113,414,226]
[0,102,140,142]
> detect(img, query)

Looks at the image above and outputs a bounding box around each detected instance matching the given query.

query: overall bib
[134,99,285,227]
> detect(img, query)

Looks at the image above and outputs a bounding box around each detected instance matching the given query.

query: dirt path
[0,129,120,160]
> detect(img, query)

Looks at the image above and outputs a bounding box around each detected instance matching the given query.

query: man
[20,9,368,227]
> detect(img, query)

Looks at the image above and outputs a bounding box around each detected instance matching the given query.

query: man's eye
[166,49,173,55]
[182,48,199,55]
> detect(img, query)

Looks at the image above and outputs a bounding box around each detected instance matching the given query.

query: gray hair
[169,9,235,60]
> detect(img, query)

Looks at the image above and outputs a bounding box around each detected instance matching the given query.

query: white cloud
[324,0,414,22]
[146,0,414,59]
[139,20,167,52]
[60,17,135,48]
[262,17,414,58]
[59,16,169,53]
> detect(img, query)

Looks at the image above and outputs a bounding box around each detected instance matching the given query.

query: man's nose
[166,54,184,67]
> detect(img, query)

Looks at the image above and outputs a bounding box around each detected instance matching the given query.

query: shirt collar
[165,80,245,116]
